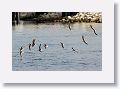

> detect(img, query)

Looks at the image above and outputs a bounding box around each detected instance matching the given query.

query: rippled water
[12,22,102,71]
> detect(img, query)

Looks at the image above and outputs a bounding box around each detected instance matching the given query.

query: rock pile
[62,12,102,23]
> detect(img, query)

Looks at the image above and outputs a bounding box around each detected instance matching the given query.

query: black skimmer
[19,46,24,57]
[39,44,42,52]
[28,43,31,50]
[60,42,64,48]
[90,25,98,35]
[44,44,48,49]
[68,21,71,30]
[82,35,88,45]
[32,39,36,47]
[72,47,78,53]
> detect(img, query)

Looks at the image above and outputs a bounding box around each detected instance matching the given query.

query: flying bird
[32,39,36,47]
[44,44,48,49]
[28,43,31,50]
[68,21,71,30]
[19,46,24,58]
[39,44,42,52]
[72,47,78,53]
[90,25,98,35]
[82,35,88,45]
[60,42,64,48]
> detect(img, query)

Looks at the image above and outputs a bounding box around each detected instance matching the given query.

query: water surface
[12,22,102,71]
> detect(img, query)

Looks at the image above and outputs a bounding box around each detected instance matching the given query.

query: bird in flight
[90,25,98,35]
[60,42,64,48]
[28,43,31,50]
[82,35,88,45]
[39,44,42,52]
[32,39,36,47]
[68,21,71,30]
[72,47,78,53]
[19,46,24,58]
[44,44,48,49]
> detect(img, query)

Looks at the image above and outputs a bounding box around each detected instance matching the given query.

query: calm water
[12,22,102,71]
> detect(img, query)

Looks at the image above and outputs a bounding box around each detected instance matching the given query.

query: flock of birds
[18,22,98,59]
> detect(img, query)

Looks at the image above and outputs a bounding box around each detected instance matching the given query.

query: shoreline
[12,20,102,26]
[12,12,102,25]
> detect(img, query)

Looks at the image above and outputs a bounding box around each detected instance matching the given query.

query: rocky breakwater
[62,12,102,23]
